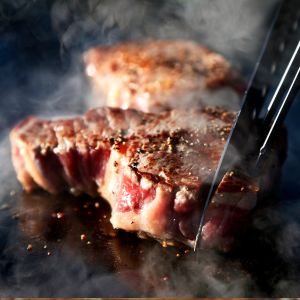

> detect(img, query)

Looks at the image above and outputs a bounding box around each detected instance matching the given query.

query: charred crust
[136,148,145,154]
[130,159,139,169]
[109,137,115,145]
[202,106,236,123]
[217,170,259,193]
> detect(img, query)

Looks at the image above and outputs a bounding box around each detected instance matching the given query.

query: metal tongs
[195,0,300,250]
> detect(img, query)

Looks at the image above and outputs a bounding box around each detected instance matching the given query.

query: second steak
[85,40,244,113]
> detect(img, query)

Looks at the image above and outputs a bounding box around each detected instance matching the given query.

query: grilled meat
[84,40,244,113]
[10,107,258,248]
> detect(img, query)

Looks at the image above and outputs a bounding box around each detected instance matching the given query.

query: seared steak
[10,107,258,248]
[84,40,244,113]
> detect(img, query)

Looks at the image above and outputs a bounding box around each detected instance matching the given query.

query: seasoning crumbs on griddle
[56,212,65,219]
[162,241,168,247]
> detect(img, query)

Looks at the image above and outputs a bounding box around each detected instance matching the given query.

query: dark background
[0,0,299,297]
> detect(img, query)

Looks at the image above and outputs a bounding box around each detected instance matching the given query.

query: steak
[10,107,258,248]
[84,40,244,113]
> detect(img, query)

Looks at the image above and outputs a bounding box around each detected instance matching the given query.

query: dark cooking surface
[0,0,300,297]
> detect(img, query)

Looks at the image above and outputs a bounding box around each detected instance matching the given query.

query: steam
[0,0,299,297]
[183,0,279,63]
[0,133,19,205]
[135,245,258,297]
[50,0,279,72]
